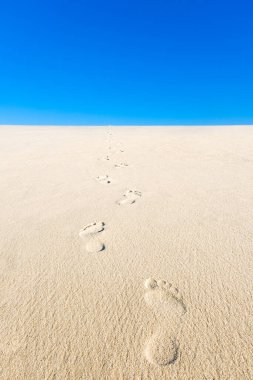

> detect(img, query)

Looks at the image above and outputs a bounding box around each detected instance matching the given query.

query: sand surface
[0,125,253,379]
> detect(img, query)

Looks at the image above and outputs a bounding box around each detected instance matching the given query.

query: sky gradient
[0,0,253,125]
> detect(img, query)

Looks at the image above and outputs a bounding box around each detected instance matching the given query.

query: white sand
[0,125,253,379]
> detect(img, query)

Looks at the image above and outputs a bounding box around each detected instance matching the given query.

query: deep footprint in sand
[117,190,142,205]
[114,162,128,168]
[144,278,186,366]
[96,175,112,184]
[79,222,105,252]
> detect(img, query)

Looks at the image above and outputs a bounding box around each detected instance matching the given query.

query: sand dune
[0,125,253,379]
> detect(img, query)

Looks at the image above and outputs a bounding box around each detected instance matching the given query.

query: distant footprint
[144,278,186,366]
[79,222,104,237]
[117,189,142,205]
[79,222,105,252]
[114,163,128,168]
[96,175,112,184]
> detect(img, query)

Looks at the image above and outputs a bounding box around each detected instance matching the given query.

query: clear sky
[0,0,252,125]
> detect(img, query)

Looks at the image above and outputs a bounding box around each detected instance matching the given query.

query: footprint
[96,175,112,184]
[117,190,142,205]
[144,278,186,366]
[79,222,104,237]
[86,239,104,253]
[79,222,105,252]
[114,163,128,168]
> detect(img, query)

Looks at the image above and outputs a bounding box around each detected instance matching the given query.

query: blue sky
[0,0,252,125]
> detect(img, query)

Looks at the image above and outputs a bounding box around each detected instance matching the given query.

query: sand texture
[0,125,253,379]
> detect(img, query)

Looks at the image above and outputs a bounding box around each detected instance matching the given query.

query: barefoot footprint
[114,163,128,168]
[117,190,142,205]
[144,278,186,366]
[96,175,112,184]
[79,222,105,252]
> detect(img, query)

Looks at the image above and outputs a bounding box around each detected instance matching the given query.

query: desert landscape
[0,125,253,379]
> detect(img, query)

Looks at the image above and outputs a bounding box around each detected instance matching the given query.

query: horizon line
[1,124,253,128]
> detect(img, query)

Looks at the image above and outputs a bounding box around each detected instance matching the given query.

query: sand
[0,125,253,379]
